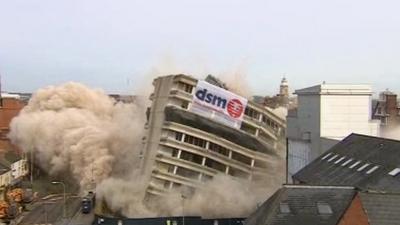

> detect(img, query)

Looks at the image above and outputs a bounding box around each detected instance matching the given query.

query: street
[17,194,93,225]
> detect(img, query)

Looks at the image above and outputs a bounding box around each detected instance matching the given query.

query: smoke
[9,81,284,218]
[272,107,288,120]
[8,82,146,190]
[217,62,252,98]
[381,125,400,140]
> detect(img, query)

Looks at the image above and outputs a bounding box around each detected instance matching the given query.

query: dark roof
[244,185,355,225]
[164,106,275,154]
[293,133,400,192]
[359,192,400,225]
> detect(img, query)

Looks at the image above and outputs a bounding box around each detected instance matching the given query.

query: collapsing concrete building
[140,74,286,198]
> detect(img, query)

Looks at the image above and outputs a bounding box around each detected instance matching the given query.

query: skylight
[366,165,379,175]
[349,161,361,169]
[334,156,346,164]
[327,154,339,162]
[317,202,333,214]
[342,158,353,167]
[279,202,291,213]
[357,163,370,172]
[321,153,333,160]
[388,168,400,176]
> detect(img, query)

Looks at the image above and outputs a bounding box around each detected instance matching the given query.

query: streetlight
[181,194,186,225]
[51,181,66,218]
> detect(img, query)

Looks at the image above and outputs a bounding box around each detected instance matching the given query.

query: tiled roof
[360,192,400,225]
[244,185,355,225]
[293,133,400,193]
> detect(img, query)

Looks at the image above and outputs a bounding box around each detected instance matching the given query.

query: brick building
[0,94,26,151]
[372,90,400,136]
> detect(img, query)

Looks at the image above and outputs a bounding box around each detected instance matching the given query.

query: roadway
[17,194,94,225]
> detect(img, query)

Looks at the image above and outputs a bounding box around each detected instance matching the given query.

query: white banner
[190,80,248,129]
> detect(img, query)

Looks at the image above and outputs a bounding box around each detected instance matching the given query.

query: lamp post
[51,181,66,218]
[181,194,186,225]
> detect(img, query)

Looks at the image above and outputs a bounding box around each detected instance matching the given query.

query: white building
[287,84,380,181]
[141,74,286,198]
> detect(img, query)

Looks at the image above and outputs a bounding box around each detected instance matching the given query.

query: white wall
[11,159,28,180]
[320,95,379,139]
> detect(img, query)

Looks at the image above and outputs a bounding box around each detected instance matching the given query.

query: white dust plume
[8,82,146,190]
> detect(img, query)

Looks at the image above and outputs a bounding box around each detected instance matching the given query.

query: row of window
[174,131,253,166]
[177,81,194,94]
[245,106,280,131]
[321,152,380,175]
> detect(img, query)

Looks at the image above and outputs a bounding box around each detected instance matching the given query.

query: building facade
[372,90,400,137]
[0,95,26,151]
[141,74,286,198]
[287,84,380,181]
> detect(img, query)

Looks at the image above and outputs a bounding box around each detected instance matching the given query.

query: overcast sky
[1,0,400,95]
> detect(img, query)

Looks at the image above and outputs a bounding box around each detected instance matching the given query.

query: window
[357,163,370,172]
[317,202,333,214]
[334,156,346,164]
[208,142,229,156]
[244,107,260,120]
[171,148,179,157]
[321,153,333,160]
[184,134,207,148]
[327,154,339,162]
[175,132,183,141]
[388,168,400,176]
[205,158,226,172]
[349,161,361,169]
[231,152,252,165]
[342,158,353,167]
[240,122,257,135]
[180,151,203,165]
[178,82,194,94]
[175,167,200,178]
[366,165,379,174]
[181,101,189,109]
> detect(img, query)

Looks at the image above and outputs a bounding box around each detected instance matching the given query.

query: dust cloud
[8,82,146,190]
[9,81,284,218]
[381,125,400,140]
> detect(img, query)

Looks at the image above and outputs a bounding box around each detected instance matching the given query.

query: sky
[1,0,400,96]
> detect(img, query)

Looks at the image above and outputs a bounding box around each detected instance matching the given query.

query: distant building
[0,151,29,185]
[372,90,400,136]
[141,74,286,199]
[287,84,380,182]
[0,94,26,152]
[263,77,291,109]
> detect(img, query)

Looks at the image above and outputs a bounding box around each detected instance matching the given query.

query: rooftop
[293,133,400,193]
[244,185,355,225]
[294,84,372,95]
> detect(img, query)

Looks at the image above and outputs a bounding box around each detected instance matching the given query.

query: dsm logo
[195,88,244,118]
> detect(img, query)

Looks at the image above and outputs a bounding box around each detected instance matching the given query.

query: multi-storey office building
[141,74,286,198]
